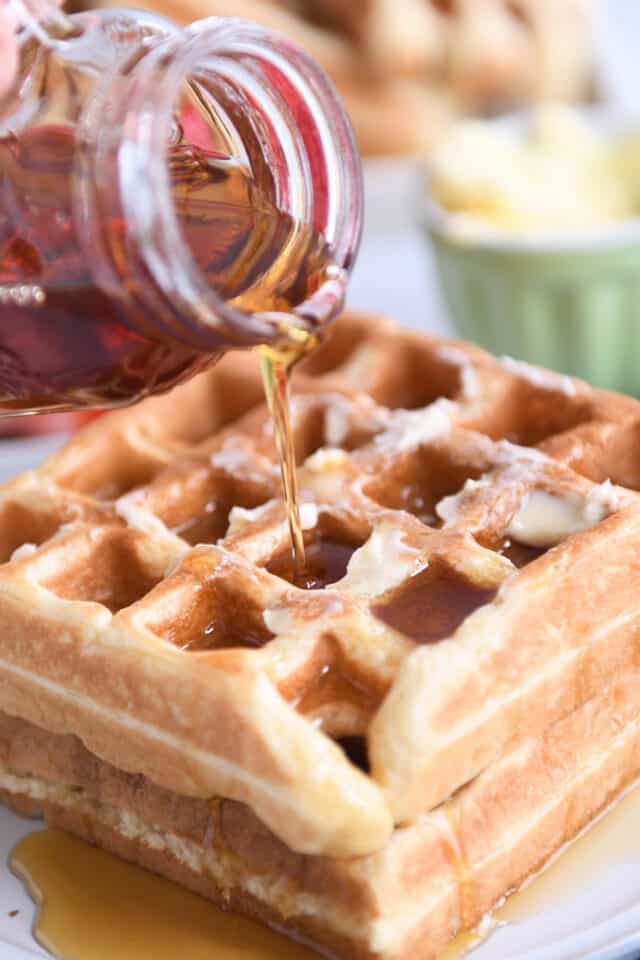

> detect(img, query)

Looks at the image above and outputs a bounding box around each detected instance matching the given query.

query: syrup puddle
[372,563,497,646]
[10,830,316,960]
[267,537,356,590]
[441,929,489,960]
[9,782,640,960]
[443,779,640,958]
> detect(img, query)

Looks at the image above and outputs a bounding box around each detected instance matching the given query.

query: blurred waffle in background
[86,0,596,156]
[3,0,597,440]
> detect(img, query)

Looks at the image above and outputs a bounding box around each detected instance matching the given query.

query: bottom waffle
[2,692,640,960]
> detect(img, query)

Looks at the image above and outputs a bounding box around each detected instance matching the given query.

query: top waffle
[1,311,640,860]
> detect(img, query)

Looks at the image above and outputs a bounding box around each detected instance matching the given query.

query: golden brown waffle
[2,311,640,959]
[89,0,595,156]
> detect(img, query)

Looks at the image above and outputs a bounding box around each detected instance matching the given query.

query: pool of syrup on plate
[9,780,640,960]
[10,830,315,960]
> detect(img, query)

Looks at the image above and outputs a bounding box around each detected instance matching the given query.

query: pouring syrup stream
[259,326,316,581]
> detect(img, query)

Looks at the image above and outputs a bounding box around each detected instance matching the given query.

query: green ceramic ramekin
[425,167,640,397]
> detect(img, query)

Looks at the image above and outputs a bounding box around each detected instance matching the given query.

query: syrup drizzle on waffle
[372,561,498,645]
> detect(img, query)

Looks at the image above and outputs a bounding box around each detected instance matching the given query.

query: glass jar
[0,1,363,414]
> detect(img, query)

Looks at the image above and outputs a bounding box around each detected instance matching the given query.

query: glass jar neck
[79,16,363,352]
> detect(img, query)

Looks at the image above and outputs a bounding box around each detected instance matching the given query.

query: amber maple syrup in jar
[0,2,362,415]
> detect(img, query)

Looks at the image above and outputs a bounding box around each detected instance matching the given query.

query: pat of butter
[507,483,618,548]
[115,494,169,538]
[336,521,420,597]
[10,542,38,562]
[377,402,451,453]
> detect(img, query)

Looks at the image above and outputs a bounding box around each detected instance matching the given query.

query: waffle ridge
[1,311,640,869]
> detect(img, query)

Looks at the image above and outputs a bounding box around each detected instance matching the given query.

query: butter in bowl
[424,105,640,395]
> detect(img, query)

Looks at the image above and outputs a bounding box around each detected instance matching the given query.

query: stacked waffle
[89,0,596,156]
[1,312,640,959]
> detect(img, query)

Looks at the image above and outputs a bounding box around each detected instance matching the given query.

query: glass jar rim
[111,16,364,348]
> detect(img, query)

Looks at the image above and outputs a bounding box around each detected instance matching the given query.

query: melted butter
[443,780,640,958]
[429,105,636,235]
[505,489,611,549]
[11,830,317,960]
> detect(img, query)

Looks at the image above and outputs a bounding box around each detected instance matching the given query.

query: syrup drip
[443,802,475,935]
[260,335,314,582]
[10,830,317,960]
[442,779,640,958]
